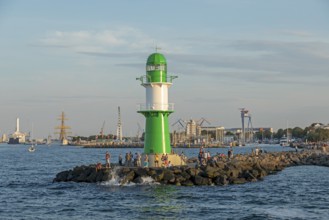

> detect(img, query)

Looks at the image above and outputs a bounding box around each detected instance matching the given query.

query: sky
[0,0,329,139]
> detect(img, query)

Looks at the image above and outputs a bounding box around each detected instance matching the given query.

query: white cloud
[39,27,156,54]
[280,30,313,38]
[38,28,329,87]
[167,39,329,86]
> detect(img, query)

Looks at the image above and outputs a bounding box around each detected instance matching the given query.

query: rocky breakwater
[53,150,329,186]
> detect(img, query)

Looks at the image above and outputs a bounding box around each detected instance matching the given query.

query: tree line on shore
[256,123,329,142]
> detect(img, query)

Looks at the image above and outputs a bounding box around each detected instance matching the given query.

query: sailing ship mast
[55,112,71,142]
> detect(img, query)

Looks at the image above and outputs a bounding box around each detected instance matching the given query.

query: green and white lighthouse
[137,52,177,154]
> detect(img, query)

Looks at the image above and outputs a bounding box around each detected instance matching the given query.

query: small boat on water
[62,138,68,146]
[28,144,36,152]
[46,135,52,146]
[28,123,36,152]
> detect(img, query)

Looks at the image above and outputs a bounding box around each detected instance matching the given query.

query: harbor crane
[172,119,186,129]
[239,108,253,145]
[246,114,254,143]
[197,117,211,127]
[136,122,142,140]
[116,106,122,141]
[172,118,211,133]
[100,121,105,139]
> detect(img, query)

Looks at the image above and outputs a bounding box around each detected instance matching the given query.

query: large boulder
[95,170,105,182]
[171,167,183,175]
[132,176,144,184]
[227,167,241,179]
[181,180,194,186]
[86,170,98,182]
[202,166,220,178]
[152,169,164,182]
[162,169,175,183]
[54,170,69,182]
[231,178,248,184]
[118,167,132,177]
[101,169,112,182]
[74,166,95,182]
[181,171,191,180]
[174,175,186,185]
[214,161,226,169]
[187,168,200,177]
[193,175,210,186]
[120,170,135,184]
[134,167,149,177]
[214,175,228,186]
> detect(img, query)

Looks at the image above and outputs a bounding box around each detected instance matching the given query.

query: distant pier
[73,141,144,148]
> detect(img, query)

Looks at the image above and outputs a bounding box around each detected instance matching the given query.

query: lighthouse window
[146,65,155,71]
[146,65,166,71]
[156,65,166,70]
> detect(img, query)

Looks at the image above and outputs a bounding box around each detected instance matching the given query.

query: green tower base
[138,110,173,154]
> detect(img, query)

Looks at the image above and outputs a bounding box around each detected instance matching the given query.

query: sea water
[0,144,328,219]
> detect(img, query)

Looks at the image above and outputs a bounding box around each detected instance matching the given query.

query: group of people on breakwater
[119,152,144,167]
[195,145,273,167]
[97,146,272,171]
[96,150,188,171]
[197,145,236,166]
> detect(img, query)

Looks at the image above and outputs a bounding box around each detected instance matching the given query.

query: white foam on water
[256,207,314,219]
[100,168,159,186]
[140,176,160,185]
[100,178,120,186]
[99,167,122,186]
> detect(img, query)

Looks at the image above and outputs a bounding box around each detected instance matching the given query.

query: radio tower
[55,111,71,141]
[116,106,122,141]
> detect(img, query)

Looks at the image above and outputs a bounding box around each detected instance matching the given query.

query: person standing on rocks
[137,152,141,167]
[198,151,203,164]
[129,152,133,166]
[155,153,159,167]
[161,153,166,166]
[134,153,138,166]
[144,154,149,167]
[125,153,129,166]
[119,154,123,166]
[228,148,234,159]
[195,160,199,176]
[164,154,169,167]
[207,151,211,161]
[180,151,186,165]
[228,148,232,159]
[105,151,111,169]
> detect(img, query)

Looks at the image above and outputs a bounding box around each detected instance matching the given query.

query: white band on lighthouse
[144,82,172,111]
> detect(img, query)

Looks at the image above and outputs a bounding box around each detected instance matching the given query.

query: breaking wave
[99,167,159,186]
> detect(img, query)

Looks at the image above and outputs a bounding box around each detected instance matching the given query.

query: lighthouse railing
[136,75,178,84]
[137,103,174,111]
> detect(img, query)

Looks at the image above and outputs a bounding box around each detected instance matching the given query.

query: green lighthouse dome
[146,53,167,83]
[146,53,167,65]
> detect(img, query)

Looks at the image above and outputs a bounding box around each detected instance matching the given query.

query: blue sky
[0,0,328,138]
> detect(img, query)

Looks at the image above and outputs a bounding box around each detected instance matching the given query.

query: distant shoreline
[79,144,249,149]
